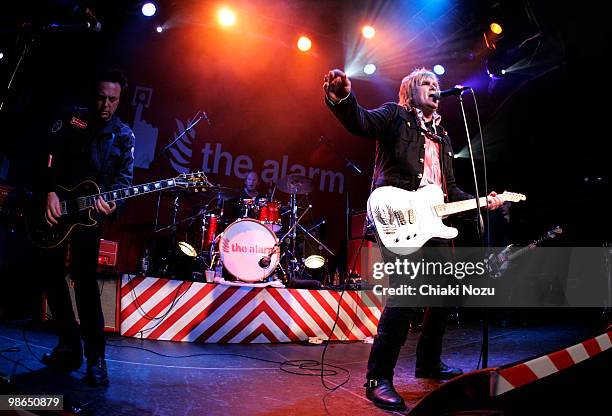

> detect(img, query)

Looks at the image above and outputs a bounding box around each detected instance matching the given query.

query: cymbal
[277,174,313,195]
[205,186,244,200]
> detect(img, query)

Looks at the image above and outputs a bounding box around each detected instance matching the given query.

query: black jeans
[39,225,105,359]
[366,240,451,381]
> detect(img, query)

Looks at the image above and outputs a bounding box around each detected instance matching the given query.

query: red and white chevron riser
[492,329,612,396]
[120,275,382,343]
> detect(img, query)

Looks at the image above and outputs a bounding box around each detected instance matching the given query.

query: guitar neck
[434,196,492,217]
[79,178,179,209]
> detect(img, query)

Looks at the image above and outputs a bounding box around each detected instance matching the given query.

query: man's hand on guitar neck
[45,192,61,226]
[486,191,503,210]
[94,196,116,216]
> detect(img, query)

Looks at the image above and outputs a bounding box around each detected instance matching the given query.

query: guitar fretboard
[433,196,492,217]
[72,179,180,212]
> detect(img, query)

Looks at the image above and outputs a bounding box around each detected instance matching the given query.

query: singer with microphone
[323,67,502,412]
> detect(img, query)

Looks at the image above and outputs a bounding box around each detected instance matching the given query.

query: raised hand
[323,69,351,103]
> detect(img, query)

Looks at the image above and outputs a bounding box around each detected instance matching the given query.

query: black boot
[83,356,109,386]
[364,379,407,411]
[41,343,83,373]
[415,361,463,380]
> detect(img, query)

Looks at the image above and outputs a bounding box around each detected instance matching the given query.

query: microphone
[258,256,271,268]
[432,85,471,100]
[43,8,102,32]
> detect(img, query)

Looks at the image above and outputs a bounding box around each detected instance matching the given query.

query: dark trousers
[40,225,105,359]
[366,240,451,381]
[366,306,448,380]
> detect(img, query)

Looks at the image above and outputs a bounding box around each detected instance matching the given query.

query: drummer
[242,171,261,199]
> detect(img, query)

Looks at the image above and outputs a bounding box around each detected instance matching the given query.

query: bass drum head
[220,218,280,282]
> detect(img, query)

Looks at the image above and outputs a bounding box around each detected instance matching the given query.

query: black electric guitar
[487,226,563,277]
[26,171,211,248]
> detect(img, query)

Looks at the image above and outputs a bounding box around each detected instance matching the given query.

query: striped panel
[119,275,382,343]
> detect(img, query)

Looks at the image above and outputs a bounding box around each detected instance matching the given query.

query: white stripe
[121,275,158,300]
[263,291,308,339]
[120,279,186,332]
[135,283,202,337]
[525,356,558,378]
[230,313,291,343]
[595,333,612,351]
[278,290,328,336]
[299,290,350,340]
[565,343,589,364]
[144,282,216,340]
[188,287,258,343]
[493,374,516,396]
[206,290,266,343]
[317,290,367,340]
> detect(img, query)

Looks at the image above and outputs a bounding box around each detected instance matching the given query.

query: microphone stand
[319,136,363,277]
[454,89,491,369]
[151,110,209,274]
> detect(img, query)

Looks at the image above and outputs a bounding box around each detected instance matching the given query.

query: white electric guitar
[367,185,526,255]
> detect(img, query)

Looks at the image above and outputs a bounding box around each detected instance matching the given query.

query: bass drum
[219,218,280,282]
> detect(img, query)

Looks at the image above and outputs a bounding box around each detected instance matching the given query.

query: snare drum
[257,199,282,232]
[219,218,280,282]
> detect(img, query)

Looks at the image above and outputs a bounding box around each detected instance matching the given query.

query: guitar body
[367,185,458,255]
[26,180,99,249]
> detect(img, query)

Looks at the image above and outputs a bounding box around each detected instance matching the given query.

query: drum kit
[153,174,334,285]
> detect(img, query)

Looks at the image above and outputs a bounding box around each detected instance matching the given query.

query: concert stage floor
[0,320,602,415]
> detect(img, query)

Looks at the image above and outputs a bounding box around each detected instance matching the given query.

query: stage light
[0,52,4,60]
[433,65,445,75]
[362,25,376,39]
[141,2,157,17]
[218,7,236,26]
[156,25,163,33]
[364,63,376,75]
[297,36,312,52]
[490,22,503,35]
[501,69,506,75]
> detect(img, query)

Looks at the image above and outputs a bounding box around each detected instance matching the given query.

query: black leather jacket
[46,107,135,205]
[327,93,471,202]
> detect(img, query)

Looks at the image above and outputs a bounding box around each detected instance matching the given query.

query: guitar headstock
[500,191,526,203]
[174,171,212,190]
[547,226,563,239]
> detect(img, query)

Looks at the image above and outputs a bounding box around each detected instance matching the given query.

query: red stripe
[364,289,384,309]
[195,288,259,342]
[267,289,316,337]
[147,283,215,339]
[218,302,300,343]
[547,349,575,371]
[242,324,279,343]
[499,363,539,389]
[289,289,333,335]
[582,338,602,357]
[309,290,352,340]
[171,285,237,341]
[345,291,378,337]
[122,282,191,337]
[121,275,146,299]
[325,290,371,340]
[120,278,172,322]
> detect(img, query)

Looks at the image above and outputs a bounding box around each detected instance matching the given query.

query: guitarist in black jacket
[40,69,135,386]
[324,67,502,411]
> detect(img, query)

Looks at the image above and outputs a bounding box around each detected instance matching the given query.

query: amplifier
[98,239,118,267]
[43,274,121,333]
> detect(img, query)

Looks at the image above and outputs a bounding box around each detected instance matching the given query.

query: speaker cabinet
[43,274,121,333]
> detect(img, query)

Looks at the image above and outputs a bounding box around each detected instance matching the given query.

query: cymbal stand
[277,199,311,281]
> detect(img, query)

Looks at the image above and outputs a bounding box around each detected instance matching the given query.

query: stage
[1,319,607,415]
